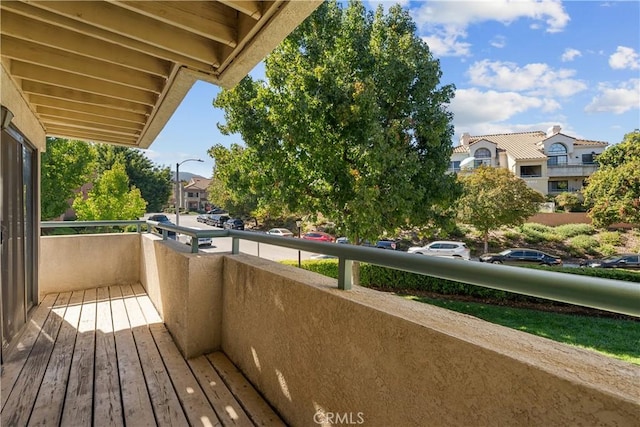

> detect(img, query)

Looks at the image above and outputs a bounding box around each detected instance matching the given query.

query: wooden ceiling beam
[28,1,221,66]
[1,36,165,92]
[28,95,148,124]
[22,81,152,115]
[36,106,142,131]
[45,126,139,145]
[12,62,158,106]
[1,0,216,73]
[112,1,238,47]
[0,9,171,78]
[40,115,140,136]
[218,0,263,20]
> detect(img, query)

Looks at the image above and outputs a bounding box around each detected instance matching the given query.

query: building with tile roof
[177,177,212,212]
[450,125,608,195]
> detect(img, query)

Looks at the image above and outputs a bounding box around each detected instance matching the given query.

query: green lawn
[405,295,640,365]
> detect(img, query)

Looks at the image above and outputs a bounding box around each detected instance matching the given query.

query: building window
[547,143,568,166]
[474,148,491,167]
[549,180,569,192]
[449,161,461,172]
[520,165,542,177]
[187,192,196,198]
[582,153,595,164]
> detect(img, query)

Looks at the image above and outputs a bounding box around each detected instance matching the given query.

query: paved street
[144,213,317,262]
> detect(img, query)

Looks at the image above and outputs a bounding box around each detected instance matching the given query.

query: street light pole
[296,218,303,268]
[175,158,204,226]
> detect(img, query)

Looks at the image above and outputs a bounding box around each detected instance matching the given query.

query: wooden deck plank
[93,286,124,427]
[189,356,254,426]
[2,285,282,427]
[149,323,222,427]
[1,292,72,427]
[110,285,156,427]
[121,284,189,426]
[1,293,58,410]
[131,283,162,324]
[28,291,85,427]
[60,288,98,427]
[208,353,286,427]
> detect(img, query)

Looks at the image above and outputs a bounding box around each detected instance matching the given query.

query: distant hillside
[171,171,208,182]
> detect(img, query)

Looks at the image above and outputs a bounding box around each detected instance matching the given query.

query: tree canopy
[94,145,172,212]
[457,166,545,252]
[41,138,96,220]
[583,130,640,227]
[212,0,459,241]
[73,162,147,220]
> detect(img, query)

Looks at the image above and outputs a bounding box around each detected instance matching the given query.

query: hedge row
[281,259,639,303]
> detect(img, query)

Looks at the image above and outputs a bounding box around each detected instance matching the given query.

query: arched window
[474,148,491,166]
[548,143,567,166]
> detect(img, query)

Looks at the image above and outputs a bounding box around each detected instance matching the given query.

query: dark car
[581,254,640,269]
[206,214,230,228]
[375,240,397,250]
[147,214,176,237]
[479,248,562,266]
[207,208,226,214]
[361,239,397,250]
[223,218,245,230]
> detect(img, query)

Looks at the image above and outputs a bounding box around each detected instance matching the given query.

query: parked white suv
[407,241,470,260]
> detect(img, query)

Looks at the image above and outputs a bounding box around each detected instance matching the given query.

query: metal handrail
[40,220,640,317]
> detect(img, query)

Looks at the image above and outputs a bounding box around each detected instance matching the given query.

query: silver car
[407,241,471,260]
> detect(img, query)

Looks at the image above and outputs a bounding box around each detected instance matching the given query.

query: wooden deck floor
[1,284,285,427]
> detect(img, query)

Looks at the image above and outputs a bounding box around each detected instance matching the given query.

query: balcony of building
[2,223,639,426]
[546,162,599,178]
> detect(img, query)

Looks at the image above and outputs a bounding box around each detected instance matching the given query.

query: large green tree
[73,162,147,220]
[213,1,459,242]
[94,145,171,212]
[583,130,640,227]
[41,138,96,220]
[457,166,545,253]
[207,144,265,217]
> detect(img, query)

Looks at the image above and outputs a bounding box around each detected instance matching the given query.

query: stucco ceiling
[0,1,320,147]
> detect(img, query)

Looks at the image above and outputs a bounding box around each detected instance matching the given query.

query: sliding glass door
[1,126,37,357]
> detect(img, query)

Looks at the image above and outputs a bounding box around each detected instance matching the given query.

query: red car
[302,232,335,242]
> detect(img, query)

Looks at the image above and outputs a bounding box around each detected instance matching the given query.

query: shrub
[502,230,521,242]
[598,243,618,256]
[554,223,595,239]
[598,231,622,246]
[567,235,599,256]
[520,223,561,243]
[555,192,581,212]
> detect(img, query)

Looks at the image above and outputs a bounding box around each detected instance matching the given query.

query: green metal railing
[41,220,640,317]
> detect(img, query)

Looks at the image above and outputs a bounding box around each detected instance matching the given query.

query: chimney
[460,132,470,146]
[547,125,561,137]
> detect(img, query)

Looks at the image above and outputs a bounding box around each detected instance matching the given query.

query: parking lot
[144,213,316,262]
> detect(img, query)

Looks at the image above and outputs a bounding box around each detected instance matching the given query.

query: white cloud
[585,79,640,114]
[561,48,581,62]
[449,88,560,127]
[421,26,472,57]
[414,0,568,31]
[609,46,640,70]
[490,35,506,49]
[466,60,587,97]
[412,1,568,58]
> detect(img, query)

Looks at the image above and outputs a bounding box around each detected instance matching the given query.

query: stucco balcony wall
[547,164,598,178]
[139,233,223,358]
[39,233,140,298]
[40,234,640,425]
[220,254,640,426]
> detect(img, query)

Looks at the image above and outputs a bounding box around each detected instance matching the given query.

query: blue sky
[144,0,640,178]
